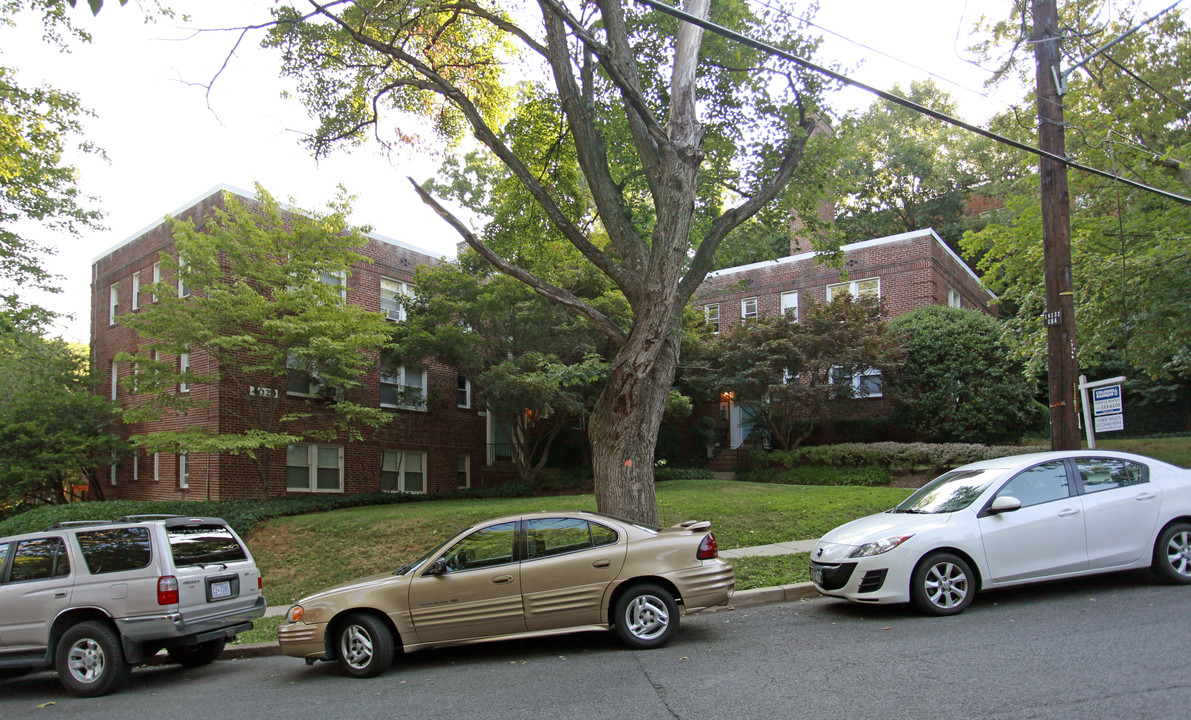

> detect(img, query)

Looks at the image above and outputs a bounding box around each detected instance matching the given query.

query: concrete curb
[212,582,822,662]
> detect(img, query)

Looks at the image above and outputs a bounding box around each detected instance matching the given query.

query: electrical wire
[633,0,1191,207]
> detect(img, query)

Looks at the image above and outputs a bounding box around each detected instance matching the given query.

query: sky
[3,0,1172,342]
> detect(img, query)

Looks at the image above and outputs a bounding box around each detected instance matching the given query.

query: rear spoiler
[663,520,711,533]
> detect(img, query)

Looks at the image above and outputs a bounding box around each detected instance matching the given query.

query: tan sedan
[277,511,734,677]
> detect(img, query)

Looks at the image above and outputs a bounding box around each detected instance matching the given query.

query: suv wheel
[167,639,227,668]
[55,621,131,697]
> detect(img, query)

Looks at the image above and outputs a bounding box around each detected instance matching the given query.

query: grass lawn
[1091,437,1190,468]
[244,478,911,607]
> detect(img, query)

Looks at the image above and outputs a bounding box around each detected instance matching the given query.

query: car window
[442,522,516,572]
[527,518,591,559]
[168,525,248,567]
[9,537,70,583]
[76,527,152,575]
[590,522,618,547]
[1075,457,1148,494]
[995,461,1071,508]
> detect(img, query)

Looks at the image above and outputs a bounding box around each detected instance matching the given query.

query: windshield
[893,468,1003,514]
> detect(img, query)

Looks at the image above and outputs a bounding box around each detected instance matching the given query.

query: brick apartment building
[90,186,512,502]
[694,227,996,451]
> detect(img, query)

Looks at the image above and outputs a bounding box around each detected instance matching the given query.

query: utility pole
[1032,0,1081,450]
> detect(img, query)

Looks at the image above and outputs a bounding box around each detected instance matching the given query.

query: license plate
[810,566,823,586]
[210,580,232,599]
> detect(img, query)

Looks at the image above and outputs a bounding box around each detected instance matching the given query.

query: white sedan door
[1074,457,1161,570]
[978,460,1088,584]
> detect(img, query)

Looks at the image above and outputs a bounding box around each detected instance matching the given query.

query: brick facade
[693,228,996,448]
[90,186,502,502]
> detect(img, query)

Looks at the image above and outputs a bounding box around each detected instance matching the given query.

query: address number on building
[249,386,280,399]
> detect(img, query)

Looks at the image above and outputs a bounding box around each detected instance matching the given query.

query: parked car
[810,451,1191,616]
[0,515,266,697]
[278,511,734,677]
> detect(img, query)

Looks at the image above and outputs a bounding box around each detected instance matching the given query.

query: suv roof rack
[43,520,118,530]
[114,514,183,522]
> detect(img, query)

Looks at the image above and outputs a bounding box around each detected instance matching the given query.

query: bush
[749,441,1048,473]
[738,464,891,486]
[885,306,1044,444]
[654,467,716,482]
[0,483,536,538]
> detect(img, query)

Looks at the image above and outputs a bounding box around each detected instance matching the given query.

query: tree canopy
[262,0,838,523]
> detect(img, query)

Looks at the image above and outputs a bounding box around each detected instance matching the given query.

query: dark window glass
[527,518,593,559]
[10,537,70,582]
[167,526,248,566]
[76,527,152,575]
[590,522,618,547]
[442,522,516,571]
[1076,457,1148,494]
[996,461,1071,508]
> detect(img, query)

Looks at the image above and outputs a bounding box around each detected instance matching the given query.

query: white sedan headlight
[849,534,914,558]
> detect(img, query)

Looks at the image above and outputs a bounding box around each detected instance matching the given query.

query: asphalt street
[2,571,1188,719]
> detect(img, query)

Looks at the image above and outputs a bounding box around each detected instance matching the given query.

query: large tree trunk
[588,301,683,527]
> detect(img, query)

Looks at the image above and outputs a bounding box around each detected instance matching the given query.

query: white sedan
[809,450,1191,615]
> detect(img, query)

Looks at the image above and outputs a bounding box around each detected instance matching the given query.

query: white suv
[0,515,265,697]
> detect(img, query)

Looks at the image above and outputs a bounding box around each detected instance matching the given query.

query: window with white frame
[286,349,318,396]
[179,351,190,394]
[381,278,411,321]
[177,256,189,298]
[179,453,189,490]
[287,444,343,492]
[741,297,758,321]
[132,454,139,482]
[381,362,427,409]
[831,366,883,398]
[456,375,471,408]
[131,272,140,311]
[320,269,347,300]
[110,452,117,486]
[380,449,425,493]
[780,291,798,319]
[110,360,118,400]
[827,277,880,302]
[457,454,471,489]
[153,452,160,482]
[152,262,161,302]
[109,285,119,325]
[705,304,720,333]
[948,286,962,308]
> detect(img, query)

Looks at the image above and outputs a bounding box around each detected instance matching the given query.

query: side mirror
[423,558,449,576]
[989,496,1022,514]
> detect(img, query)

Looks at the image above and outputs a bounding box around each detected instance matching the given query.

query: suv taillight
[158,575,179,605]
[697,533,718,560]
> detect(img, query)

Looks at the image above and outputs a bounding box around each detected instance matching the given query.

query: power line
[634,0,1191,207]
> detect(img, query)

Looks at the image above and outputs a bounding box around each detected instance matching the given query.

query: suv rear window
[167,525,248,567]
[77,527,153,575]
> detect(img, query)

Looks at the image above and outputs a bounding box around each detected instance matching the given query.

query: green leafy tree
[265,0,837,524]
[691,296,903,450]
[392,260,612,483]
[117,186,393,499]
[0,330,127,513]
[964,1,1191,381]
[834,80,995,252]
[884,306,1043,443]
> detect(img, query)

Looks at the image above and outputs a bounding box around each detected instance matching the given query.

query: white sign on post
[1094,413,1124,433]
[1092,385,1123,417]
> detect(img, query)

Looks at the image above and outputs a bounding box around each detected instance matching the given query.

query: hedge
[738,464,892,487]
[749,442,1048,473]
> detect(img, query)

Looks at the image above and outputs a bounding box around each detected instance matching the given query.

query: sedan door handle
[1058,508,1081,517]
[1135,492,1157,501]
[53,591,68,598]
[592,559,611,569]
[491,575,514,585]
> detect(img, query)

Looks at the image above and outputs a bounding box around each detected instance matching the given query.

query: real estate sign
[1091,384,1123,433]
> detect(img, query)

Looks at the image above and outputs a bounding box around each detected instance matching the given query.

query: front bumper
[809,557,910,604]
[277,618,330,661]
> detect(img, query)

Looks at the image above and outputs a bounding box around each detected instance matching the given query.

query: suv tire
[167,639,227,668]
[55,621,131,697]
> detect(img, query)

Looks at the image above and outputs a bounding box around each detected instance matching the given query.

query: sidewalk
[229,539,821,660]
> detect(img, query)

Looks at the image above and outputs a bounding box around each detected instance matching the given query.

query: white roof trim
[704,227,994,300]
[93,183,446,265]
